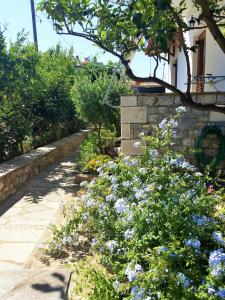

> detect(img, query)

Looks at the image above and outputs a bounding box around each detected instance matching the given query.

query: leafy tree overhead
[38,0,225,113]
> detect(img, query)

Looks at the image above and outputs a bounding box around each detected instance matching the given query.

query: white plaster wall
[166,1,225,93]
[204,30,225,92]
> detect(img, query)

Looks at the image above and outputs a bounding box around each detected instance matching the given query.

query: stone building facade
[121,92,225,168]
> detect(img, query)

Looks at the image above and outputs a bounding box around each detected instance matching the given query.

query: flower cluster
[48,111,225,300]
[125,263,143,282]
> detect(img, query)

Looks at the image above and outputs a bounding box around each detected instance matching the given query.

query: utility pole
[30,0,38,50]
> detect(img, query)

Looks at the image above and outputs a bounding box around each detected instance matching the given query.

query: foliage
[72,258,121,300]
[0,30,82,162]
[39,0,225,113]
[47,108,225,299]
[78,130,116,171]
[71,62,131,148]
[85,154,111,174]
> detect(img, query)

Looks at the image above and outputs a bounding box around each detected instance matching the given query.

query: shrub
[85,154,112,174]
[47,107,225,300]
[71,62,131,151]
[78,129,116,170]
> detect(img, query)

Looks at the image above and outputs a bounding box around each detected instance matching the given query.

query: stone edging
[0,130,89,203]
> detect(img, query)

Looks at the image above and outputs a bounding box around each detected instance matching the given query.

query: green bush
[0,30,83,162]
[78,129,116,170]
[85,154,112,174]
[71,61,131,150]
[48,107,225,300]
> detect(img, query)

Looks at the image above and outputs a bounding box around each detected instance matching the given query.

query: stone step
[0,269,71,300]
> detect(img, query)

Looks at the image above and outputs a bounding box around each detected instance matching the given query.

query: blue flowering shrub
[48,107,225,299]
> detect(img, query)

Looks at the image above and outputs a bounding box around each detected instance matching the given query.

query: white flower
[122,181,130,187]
[124,228,134,240]
[80,181,88,187]
[106,194,116,202]
[134,141,141,148]
[113,280,120,290]
[175,106,187,113]
[139,167,147,175]
[149,149,159,159]
[106,240,117,252]
[135,190,146,200]
[139,132,145,137]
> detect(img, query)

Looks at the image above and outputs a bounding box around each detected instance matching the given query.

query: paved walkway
[0,153,75,300]
[0,154,76,299]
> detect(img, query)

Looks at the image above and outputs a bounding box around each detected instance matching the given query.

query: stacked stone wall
[0,130,89,202]
[121,93,225,168]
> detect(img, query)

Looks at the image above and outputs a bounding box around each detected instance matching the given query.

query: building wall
[121,93,225,169]
[166,28,225,93]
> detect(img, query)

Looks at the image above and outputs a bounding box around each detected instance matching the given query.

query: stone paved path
[0,153,76,269]
[0,154,77,299]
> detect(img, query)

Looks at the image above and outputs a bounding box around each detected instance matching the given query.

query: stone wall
[121,93,225,167]
[0,130,89,203]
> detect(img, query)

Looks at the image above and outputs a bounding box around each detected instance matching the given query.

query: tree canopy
[38,0,225,113]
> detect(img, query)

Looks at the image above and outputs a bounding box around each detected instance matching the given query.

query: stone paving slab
[0,154,77,270]
[0,269,71,300]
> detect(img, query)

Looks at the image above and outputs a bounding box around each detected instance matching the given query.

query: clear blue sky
[0,0,164,78]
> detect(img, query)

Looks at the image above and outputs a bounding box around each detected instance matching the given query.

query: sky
[0,0,164,78]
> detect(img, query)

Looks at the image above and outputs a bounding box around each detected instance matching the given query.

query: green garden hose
[195,126,225,169]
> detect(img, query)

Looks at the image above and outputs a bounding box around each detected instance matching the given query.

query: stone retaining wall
[121,93,225,168]
[0,130,89,202]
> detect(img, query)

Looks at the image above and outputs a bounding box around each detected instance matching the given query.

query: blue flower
[212,232,225,246]
[217,289,225,299]
[111,183,119,192]
[211,266,223,277]
[114,198,128,214]
[209,249,225,267]
[125,263,143,282]
[131,285,145,300]
[106,240,117,252]
[169,119,179,128]
[105,160,117,169]
[110,175,117,184]
[159,118,168,129]
[192,214,210,226]
[185,239,201,250]
[177,272,192,288]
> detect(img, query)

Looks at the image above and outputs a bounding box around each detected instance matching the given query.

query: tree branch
[56,20,225,115]
[196,0,225,53]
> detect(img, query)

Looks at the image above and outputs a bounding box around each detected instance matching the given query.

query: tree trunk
[196,0,225,54]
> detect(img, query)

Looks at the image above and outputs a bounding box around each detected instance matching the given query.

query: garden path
[0,153,77,299]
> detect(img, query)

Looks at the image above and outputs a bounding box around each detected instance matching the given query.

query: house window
[196,31,206,92]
